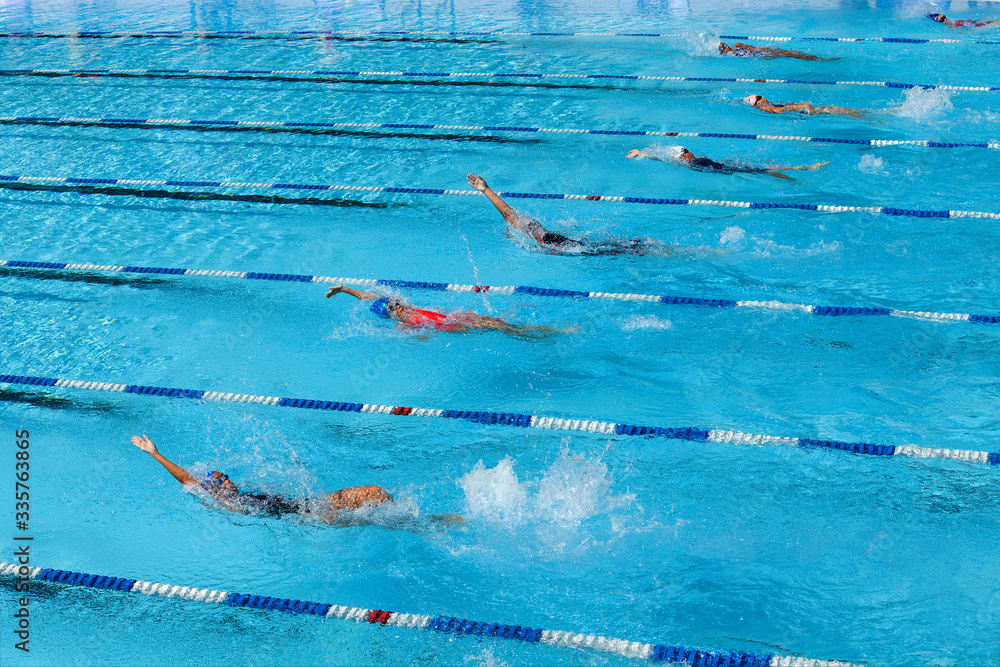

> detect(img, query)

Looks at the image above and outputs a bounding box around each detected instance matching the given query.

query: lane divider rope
[1,172,996,219]
[0,562,856,666]
[4,114,995,150]
[0,66,994,92]
[3,259,997,325]
[0,373,995,466]
[0,29,995,45]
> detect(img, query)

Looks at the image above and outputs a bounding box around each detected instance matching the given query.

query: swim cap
[370,298,390,318]
[204,471,225,488]
[666,145,687,160]
[927,13,943,20]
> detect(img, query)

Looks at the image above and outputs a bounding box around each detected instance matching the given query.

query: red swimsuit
[404,308,474,332]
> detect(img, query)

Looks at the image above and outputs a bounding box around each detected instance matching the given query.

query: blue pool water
[1,0,999,665]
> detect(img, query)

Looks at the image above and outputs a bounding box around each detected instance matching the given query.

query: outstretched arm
[467,173,548,242]
[762,101,814,114]
[467,174,520,225]
[767,160,831,179]
[325,285,376,300]
[814,105,865,118]
[627,149,666,162]
[131,435,197,486]
[761,48,831,61]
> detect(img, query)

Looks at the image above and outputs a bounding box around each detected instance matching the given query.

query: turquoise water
[1,0,999,665]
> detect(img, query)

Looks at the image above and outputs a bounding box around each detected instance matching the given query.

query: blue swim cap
[370,298,390,318]
[204,471,228,489]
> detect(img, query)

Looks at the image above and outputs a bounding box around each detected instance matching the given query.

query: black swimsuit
[521,214,645,256]
[690,156,768,175]
[239,493,302,517]
[732,45,760,57]
[543,234,646,256]
[541,231,572,245]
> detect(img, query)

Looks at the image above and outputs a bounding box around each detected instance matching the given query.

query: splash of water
[621,315,673,331]
[459,456,528,524]
[894,87,953,121]
[460,233,495,314]
[896,1,945,19]
[858,154,887,175]
[719,225,745,245]
[464,647,510,667]
[748,237,840,258]
[687,30,722,57]
[457,449,631,529]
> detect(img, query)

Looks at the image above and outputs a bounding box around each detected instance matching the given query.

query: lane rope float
[0,28,995,44]
[0,562,857,666]
[0,373,995,466]
[1,172,997,219]
[0,66,995,92]
[4,113,995,150]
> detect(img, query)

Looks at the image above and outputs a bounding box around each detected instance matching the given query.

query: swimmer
[744,94,866,118]
[130,434,402,524]
[928,13,1000,27]
[325,285,574,339]
[627,145,830,180]
[718,41,835,61]
[466,174,668,256]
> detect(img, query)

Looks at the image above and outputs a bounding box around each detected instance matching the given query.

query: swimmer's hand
[131,434,158,455]
[466,173,489,192]
[627,149,642,159]
[325,285,345,298]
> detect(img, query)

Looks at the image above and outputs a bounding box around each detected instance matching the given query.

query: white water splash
[458,449,632,529]
[459,455,529,524]
[749,237,840,258]
[687,30,722,57]
[464,647,510,667]
[894,87,953,121]
[896,2,945,19]
[719,225,745,245]
[858,154,887,175]
[621,315,673,331]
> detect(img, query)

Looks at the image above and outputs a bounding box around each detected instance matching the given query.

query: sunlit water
[0,0,999,665]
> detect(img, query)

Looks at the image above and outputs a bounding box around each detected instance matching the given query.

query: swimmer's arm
[776,102,815,113]
[467,173,548,242]
[627,149,665,162]
[755,101,786,113]
[325,285,376,300]
[131,435,197,486]
[467,173,522,227]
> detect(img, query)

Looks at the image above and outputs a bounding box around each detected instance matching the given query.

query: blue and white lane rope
[5,114,996,150]
[0,28,996,45]
[0,563,855,667]
[0,373,996,466]
[2,172,998,220]
[0,66,995,92]
[3,259,998,326]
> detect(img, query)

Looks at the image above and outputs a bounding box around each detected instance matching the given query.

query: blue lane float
[0,28,996,45]
[0,66,995,92]
[0,173,997,220]
[1,259,995,326]
[0,372,995,467]
[0,562,856,665]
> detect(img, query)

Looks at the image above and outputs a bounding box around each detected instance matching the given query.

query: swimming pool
[1,0,999,664]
